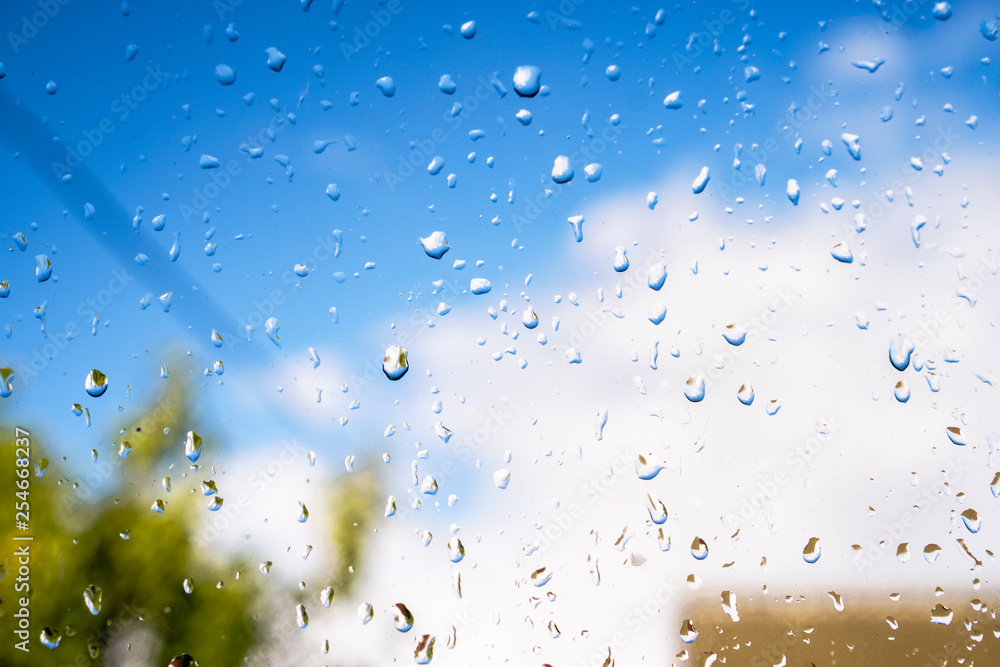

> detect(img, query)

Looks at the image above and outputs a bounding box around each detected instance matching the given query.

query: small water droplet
[295,603,309,628]
[513,65,541,97]
[185,431,203,462]
[393,602,414,631]
[551,155,574,183]
[684,375,706,402]
[690,537,709,560]
[375,76,396,97]
[383,345,409,380]
[84,585,103,615]
[215,64,236,85]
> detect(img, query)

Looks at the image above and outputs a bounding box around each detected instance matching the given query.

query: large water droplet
[85,369,108,397]
[393,603,414,632]
[214,64,236,85]
[645,492,668,524]
[264,47,286,72]
[841,133,862,160]
[295,603,309,628]
[930,603,953,625]
[945,426,966,446]
[551,155,574,183]
[376,76,396,97]
[383,345,409,380]
[684,375,706,402]
[635,453,665,480]
[690,537,709,560]
[721,591,739,622]
[737,383,754,406]
[447,536,465,562]
[184,431,203,462]
[723,324,746,346]
[513,65,541,97]
[35,254,52,282]
[414,634,435,664]
[419,231,450,259]
[470,278,492,295]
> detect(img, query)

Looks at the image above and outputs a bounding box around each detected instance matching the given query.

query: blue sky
[2,0,1000,662]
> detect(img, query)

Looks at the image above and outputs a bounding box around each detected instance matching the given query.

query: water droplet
[841,133,862,160]
[567,215,585,242]
[34,254,53,282]
[721,591,739,622]
[376,76,396,97]
[786,179,800,205]
[635,453,665,480]
[358,602,374,624]
[470,278,492,295]
[460,20,477,38]
[419,231,450,259]
[961,509,981,533]
[896,542,910,563]
[766,399,781,416]
[932,2,952,20]
[530,566,552,587]
[320,586,334,608]
[177,433,202,466]
[690,537,709,560]
[991,472,1000,498]
[85,369,108,397]
[447,536,465,562]
[383,345,409,380]
[151,499,166,513]
[0,367,14,398]
[296,603,309,628]
[183,577,195,594]
[393,602,414,631]
[613,246,629,272]
[265,46,286,72]
[264,317,281,347]
[647,263,667,290]
[889,335,914,371]
[684,375,706,402]
[803,537,821,563]
[923,543,942,563]
[513,65,541,96]
[692,166,710,194]
[414,634,435,664]
[207,497,224,511]
[737,383,754,406]
[40,627,61,649]
[214,64,236,85]
[584,163,603,182]
[680,619,698,643]
[663,90,682,109]
[645,492,668,524]
[84,585,103,615]
[551,155,574,183]
[723,324,746,346]
[930,603,953,625]
[493,468,511,489]
[45,80,57,95]
[945,426,966,446]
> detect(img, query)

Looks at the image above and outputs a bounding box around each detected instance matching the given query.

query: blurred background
[0,0,997,664]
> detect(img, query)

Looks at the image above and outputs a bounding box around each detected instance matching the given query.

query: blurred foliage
[0,373,380,666]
